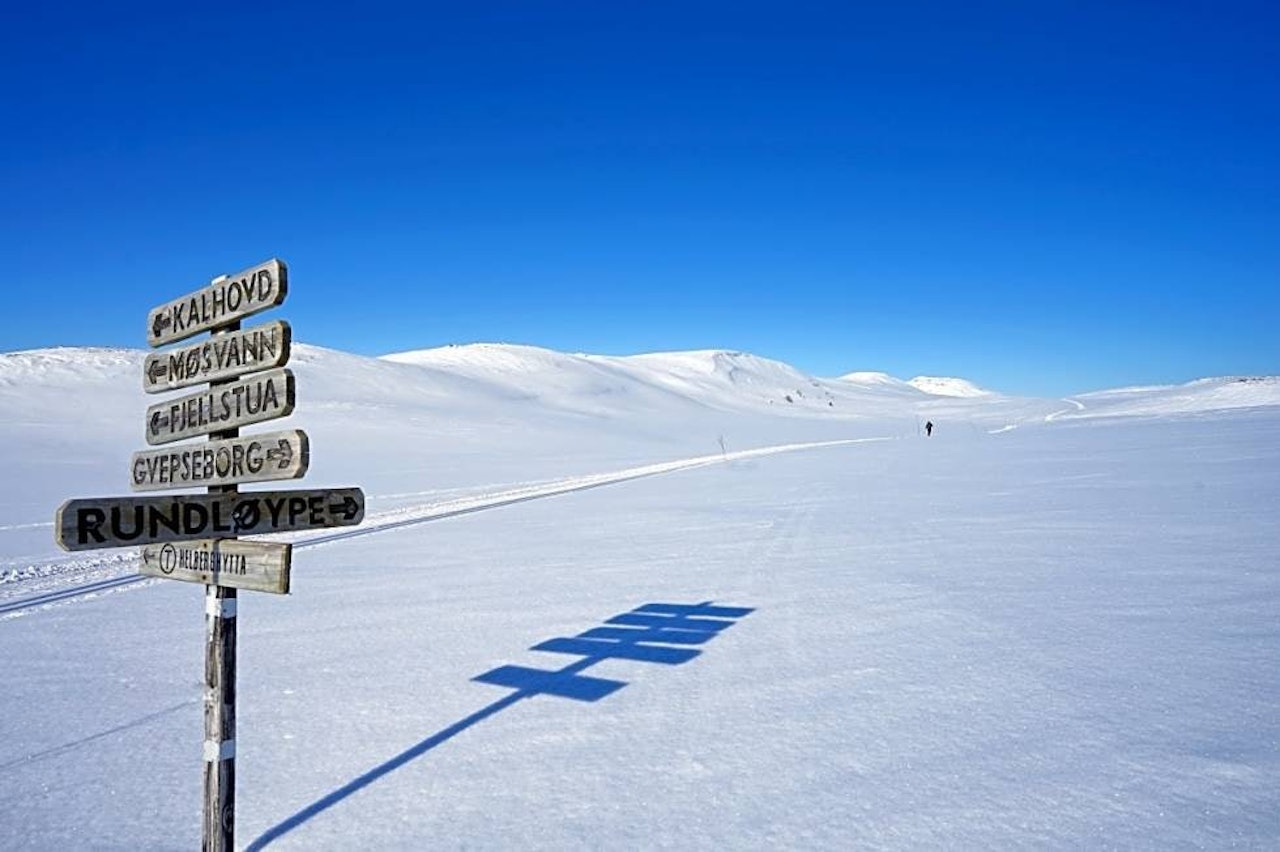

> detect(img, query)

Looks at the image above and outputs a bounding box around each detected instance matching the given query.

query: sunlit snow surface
[1,344,1278,849]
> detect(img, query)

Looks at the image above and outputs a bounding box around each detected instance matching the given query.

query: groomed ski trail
[1045,398,1086,422]
[1,436,889,618]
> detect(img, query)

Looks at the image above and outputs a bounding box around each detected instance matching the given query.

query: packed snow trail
[293,437,887,548]
[0,437,888,617]
[0,574,142,616]
[1045,398,1086,421]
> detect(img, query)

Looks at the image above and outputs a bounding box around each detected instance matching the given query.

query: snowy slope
[2,343,1279,849]
[838,370,923,395]
[613,348,832,409]
[387,344,858,416]
[382,344,1074,434]
[1066,376,1280,419]
[907,375,994,397]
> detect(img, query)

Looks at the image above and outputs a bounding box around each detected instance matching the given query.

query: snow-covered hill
[907,375,994,397]
[837,370,922,394]
[2,342,1279,848]
[384,344,863,415]
[7,343,1274,434]
[1069,376,1280,418]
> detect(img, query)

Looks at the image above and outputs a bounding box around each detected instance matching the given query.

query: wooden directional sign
[131,429,309,492]
[147,258,288,347]
[145,368,295,446]
[144,320,291,394]
[68,255,329,852]
[56,487,363,552]
[140,539,293,594]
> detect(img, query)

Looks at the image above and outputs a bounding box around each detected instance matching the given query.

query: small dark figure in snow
[925,421,934,437]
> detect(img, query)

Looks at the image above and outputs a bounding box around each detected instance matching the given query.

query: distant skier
[925,420,934,437]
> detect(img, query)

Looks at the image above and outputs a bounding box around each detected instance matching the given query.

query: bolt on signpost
[55,259,366,851]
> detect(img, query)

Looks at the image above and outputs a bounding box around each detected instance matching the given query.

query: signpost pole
[203,314,238,852]
[53,257,366,845]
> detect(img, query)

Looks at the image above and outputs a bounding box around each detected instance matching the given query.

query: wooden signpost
[140,539,293,594]
[54,258,364,851]
[147,259,288,347]
[57,486,364,549]
[130,429,310,491]
[143,320,291,393]
[145,368,296,445]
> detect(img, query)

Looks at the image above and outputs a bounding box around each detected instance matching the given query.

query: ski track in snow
[0,521,54,532]
[0,437,887,618]
[1045,398,1086,422]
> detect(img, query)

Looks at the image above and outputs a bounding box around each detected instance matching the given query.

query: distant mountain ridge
[386,344,977,402]
[837,371,995,398]
[2,342,1277,424]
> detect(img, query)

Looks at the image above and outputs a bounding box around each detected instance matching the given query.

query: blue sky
[2,1,1276,395]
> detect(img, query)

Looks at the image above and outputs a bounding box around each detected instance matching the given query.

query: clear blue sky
[2,1,1276,395]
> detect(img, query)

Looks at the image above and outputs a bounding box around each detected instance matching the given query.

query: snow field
[1,343,1278,848]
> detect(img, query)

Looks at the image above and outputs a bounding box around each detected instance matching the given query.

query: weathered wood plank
[56,487,365,551]
[147,259,288,347]
[144,369,295,446]
[140,539,292,594]
[144,320,291,394]
[130,429,310,492]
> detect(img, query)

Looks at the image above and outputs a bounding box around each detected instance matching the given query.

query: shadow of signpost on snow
[246,601,753,850]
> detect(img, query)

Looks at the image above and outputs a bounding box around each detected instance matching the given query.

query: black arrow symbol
[146,360,168,383]
[265,438,293,469]
[151,313,172,339]
[149,410,168,435]
[328,495,360,521]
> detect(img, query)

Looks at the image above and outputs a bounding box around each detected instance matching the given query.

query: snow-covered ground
[1,343,1278,849]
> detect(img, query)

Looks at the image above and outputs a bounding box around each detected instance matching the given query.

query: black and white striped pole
[203,309,238,852]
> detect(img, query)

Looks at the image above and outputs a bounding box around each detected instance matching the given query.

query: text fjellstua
[149,372,291,438]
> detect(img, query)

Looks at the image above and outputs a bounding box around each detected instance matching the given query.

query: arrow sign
[328,494,361,521]
[130,430,310,492]
[145,368,295,446]
[143,320,291,394]
[140,539,292,594]
[147,258,288,347]
[56,487,365,552]
[265,438,293,468]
